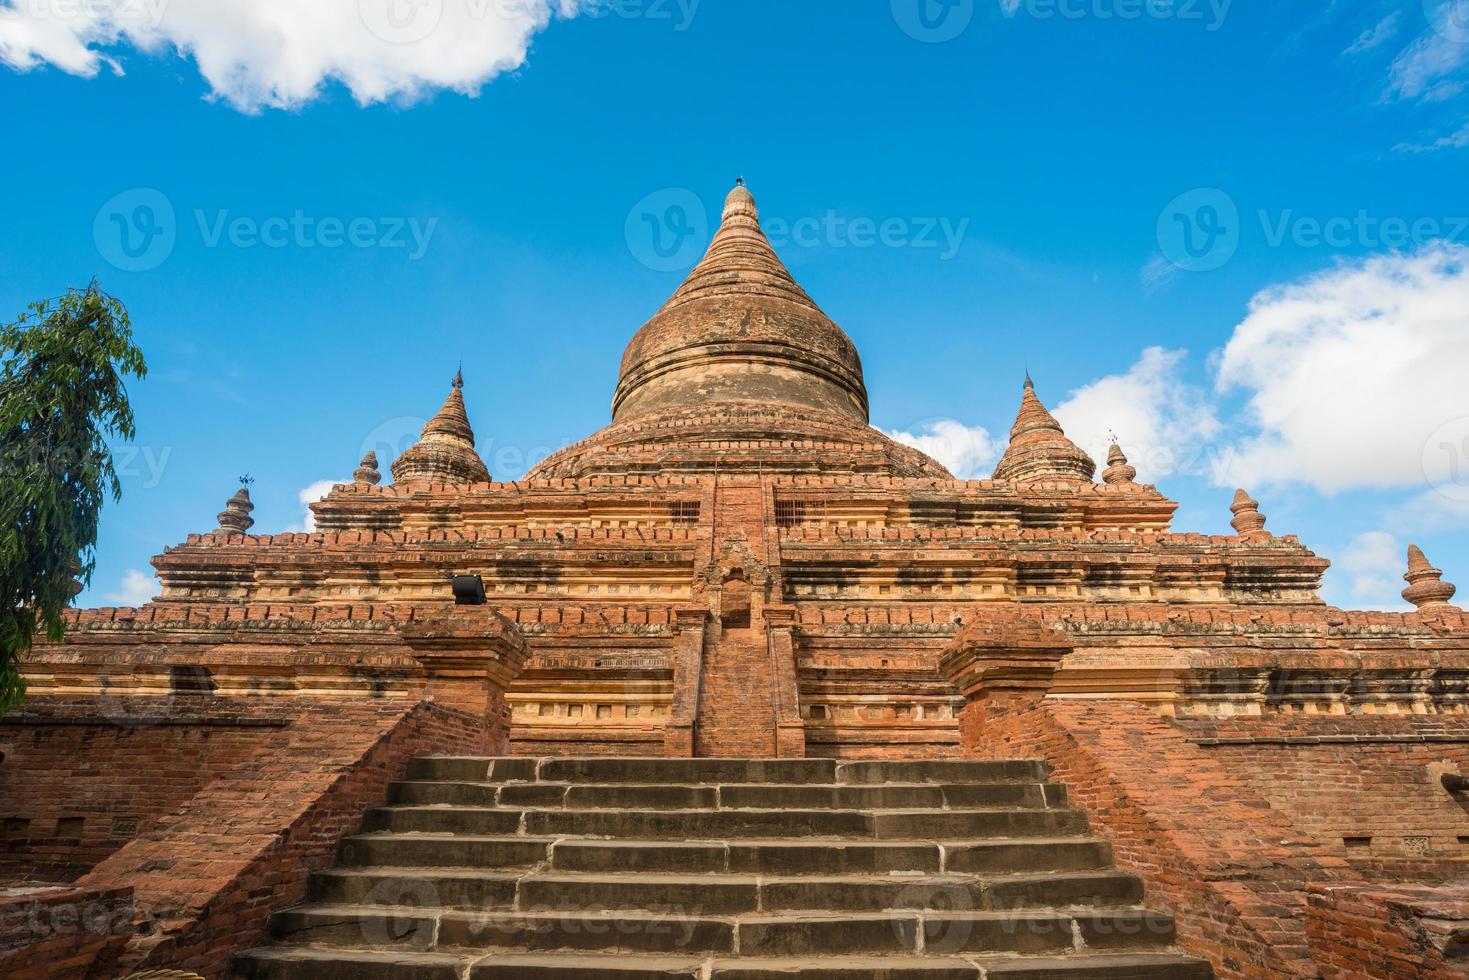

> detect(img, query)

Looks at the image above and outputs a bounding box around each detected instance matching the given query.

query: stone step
[307,868,1145,914]
[332,835,1114,877]
[552,839,947,875]
[309,868,526,908]
[361,805,1089,839]
[268,904,1176,957]
[234,945,471,980]
[235,947,1212,980]
[337,834,555,869]
[403,757,1049,786]
[518,871,1142,914]
[386,780,1064,810]
[236,756,1209,980]
[946,838,1113,874]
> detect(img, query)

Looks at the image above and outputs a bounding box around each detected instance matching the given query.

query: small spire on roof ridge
[452,365,464,390]
[735,176,745,187]
[216,485,255,536]
[1403,544,1458,610]
[390,376,491,485]
[353,451,382,487]
[991,374,1096,483]
[1229,488,1269,541]
[1102,441,1137,485]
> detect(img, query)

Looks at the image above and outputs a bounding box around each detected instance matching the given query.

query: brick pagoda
[4,181,1469,979]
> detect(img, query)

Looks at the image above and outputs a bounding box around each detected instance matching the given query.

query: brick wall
[0,697,293,881]
[0,695,484,980]
[961,696,1344,978]
[82,697,483,979]
[1307,882,1469,978]
[0,883,133,980]
[1180,715,1469,869]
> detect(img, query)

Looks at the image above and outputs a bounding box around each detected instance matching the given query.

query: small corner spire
[1229,488,1270,541]
[354,451,382,487]
[1102,440,1137,485]
[1403,544,1458,611]
[452,364,464,390]
[216,483,256,536]
[390,374,491,486]
[991,373,1096,484]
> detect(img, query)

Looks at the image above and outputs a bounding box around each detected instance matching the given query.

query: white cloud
[1387,4,1469,103]
[1344,11,1400,55]
[104,567,161,606]
[1052,346,1222,484]
[1396,119,1469,153]
[1386,489,1469,533]
[294,479,344,532]
[1215,242,1469,494]
[885,419,998,480]
[1327,530,1410,610]
[0,0,581,112]
[1138,253,1181,294]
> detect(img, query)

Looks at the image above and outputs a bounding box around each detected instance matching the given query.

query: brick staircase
[233,757,1212,979]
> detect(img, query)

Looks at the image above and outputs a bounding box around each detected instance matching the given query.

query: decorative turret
[390,371,492,485]
[1101,441,1137,485]
[991,375,1096,483]
[1229,488,1269,541]
[353,451,382,486]
[216,487,255,535]
[1403,545,1458,611]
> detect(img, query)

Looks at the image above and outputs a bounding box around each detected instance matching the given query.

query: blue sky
[2,0,1468,610]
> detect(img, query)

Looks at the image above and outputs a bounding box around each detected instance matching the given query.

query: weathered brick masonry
[4,181,1469,977]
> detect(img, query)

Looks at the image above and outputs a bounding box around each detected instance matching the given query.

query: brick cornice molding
[763,604,797,629]
[939,616,1073,700]
[673,606,709,630]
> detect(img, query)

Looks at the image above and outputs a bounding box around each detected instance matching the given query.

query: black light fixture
[1443,772,1469,794]
[451,574,487,606]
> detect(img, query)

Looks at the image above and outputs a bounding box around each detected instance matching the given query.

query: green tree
[0,283,147,715]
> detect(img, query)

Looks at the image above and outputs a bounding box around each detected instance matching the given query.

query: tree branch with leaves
[0,283,147,716]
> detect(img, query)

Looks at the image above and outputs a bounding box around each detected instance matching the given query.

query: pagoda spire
[1229,488,1270,541]
[353,451,382,486]
[991,375,1096,483]
[216,486,255,535]
[1101,441,1137,485]
[1402,544,1458,610]
[610,178,871,426]
[390,370,492,485]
